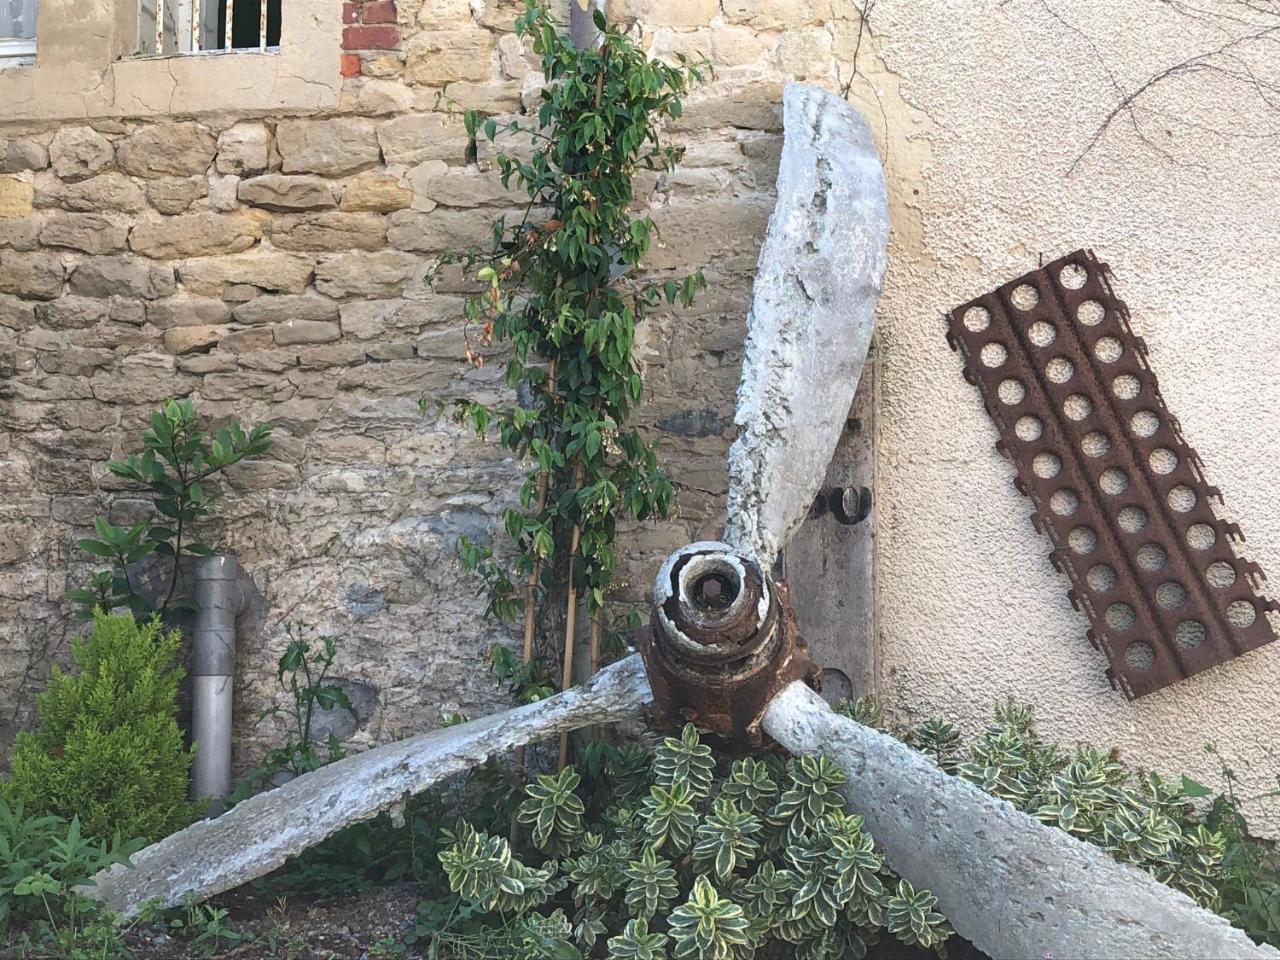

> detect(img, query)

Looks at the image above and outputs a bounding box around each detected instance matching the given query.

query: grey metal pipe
[190,554,244,812]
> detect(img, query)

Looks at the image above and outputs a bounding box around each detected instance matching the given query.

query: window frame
[0,0,339,121]
[0,0,37,62]
[0,36,36,60]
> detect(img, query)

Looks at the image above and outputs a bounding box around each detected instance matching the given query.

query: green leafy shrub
[0,799,141,957]
[447,0,708,754]
[435,725,955,959]
[1201,746,1280,947]
[3,613,197,843]
[70,397,272,621]
[229,623,356,804]
[839,698,1280,948]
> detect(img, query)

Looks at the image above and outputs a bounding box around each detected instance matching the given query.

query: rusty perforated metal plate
[946,250,1277,698]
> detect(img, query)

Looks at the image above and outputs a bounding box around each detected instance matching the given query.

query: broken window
[135,0,280,56]
[0,0,36,61]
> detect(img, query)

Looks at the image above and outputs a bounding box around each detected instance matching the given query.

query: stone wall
[0,0,852,767]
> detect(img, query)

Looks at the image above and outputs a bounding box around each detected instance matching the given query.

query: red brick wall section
[342,0,400,75]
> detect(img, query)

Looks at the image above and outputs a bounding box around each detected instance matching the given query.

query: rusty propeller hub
[640,541,818,745]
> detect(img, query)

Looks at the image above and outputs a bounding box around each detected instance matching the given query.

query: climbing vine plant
[451,1,707,730]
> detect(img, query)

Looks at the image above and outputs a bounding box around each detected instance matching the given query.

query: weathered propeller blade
[723,83,889,569]
[86,655,653,916]
[763,682,1280,960]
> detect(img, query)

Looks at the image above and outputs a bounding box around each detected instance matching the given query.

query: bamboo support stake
[557,461,586,771]
[511,361,558,841]
[589,607,601,677]
[520,360,557,671]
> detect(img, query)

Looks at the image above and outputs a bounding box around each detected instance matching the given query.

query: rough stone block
[497,33,529,80]
[34,296,111,330]
[710,26,770,66]
[110,298,147,325]
[49,126,114,181]
[404,31,495,85]
[69,257,177,300]
[146,298,233,329]
[178,352,238,374]
[0,218,40,251]
[436,82,522,114]
[339,173,412,212]
[218,327,274,353]
[0,251,64,300]
[208,176,240,212]
[416,0,472,27]
[277,119,382,177]
[117,123,217,179]
[201,369,292,401]
[475,0,532,30]
[232,295,341,326]
[164,325,225,355]
[130,213,262,259]
[0,138,48,174]
[216,124,272,177]
[338,79,415,117]
[33,172,147,214]
[675,82,785,133]
[344,296,461,339]
[643,195,774,271]
[178,252,314,297]
[273,319,342,345]
[376,113,469,166]
[147,177,208,215]
[387,208,510,253]
[0,293,37,331]
[314,250,419,298]
[777,28,834,80]
[611,0,719,26]
[239,174,338,211]
[408,162,517,208]
[0,177,34,219]
[91,353,188,404]
[266,212,386,252]
[38,344,114,376]
[722,0,821,29]
[41,213,129,255]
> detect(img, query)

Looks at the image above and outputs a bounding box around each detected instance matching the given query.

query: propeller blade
[762,682,1276,960]
[724,83,889,568]
[85,654,653,916]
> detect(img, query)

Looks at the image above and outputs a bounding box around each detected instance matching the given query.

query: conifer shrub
[3,612,198,843]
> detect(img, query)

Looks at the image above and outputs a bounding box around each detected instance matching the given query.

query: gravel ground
[121,884,423,960]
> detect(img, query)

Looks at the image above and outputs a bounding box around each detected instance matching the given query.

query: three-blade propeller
[85,83,890,916]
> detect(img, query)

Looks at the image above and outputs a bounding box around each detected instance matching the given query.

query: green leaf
[1180,776,1213,799]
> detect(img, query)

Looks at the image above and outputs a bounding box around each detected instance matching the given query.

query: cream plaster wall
[862,0,1280,829]
[0,0,340,120]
